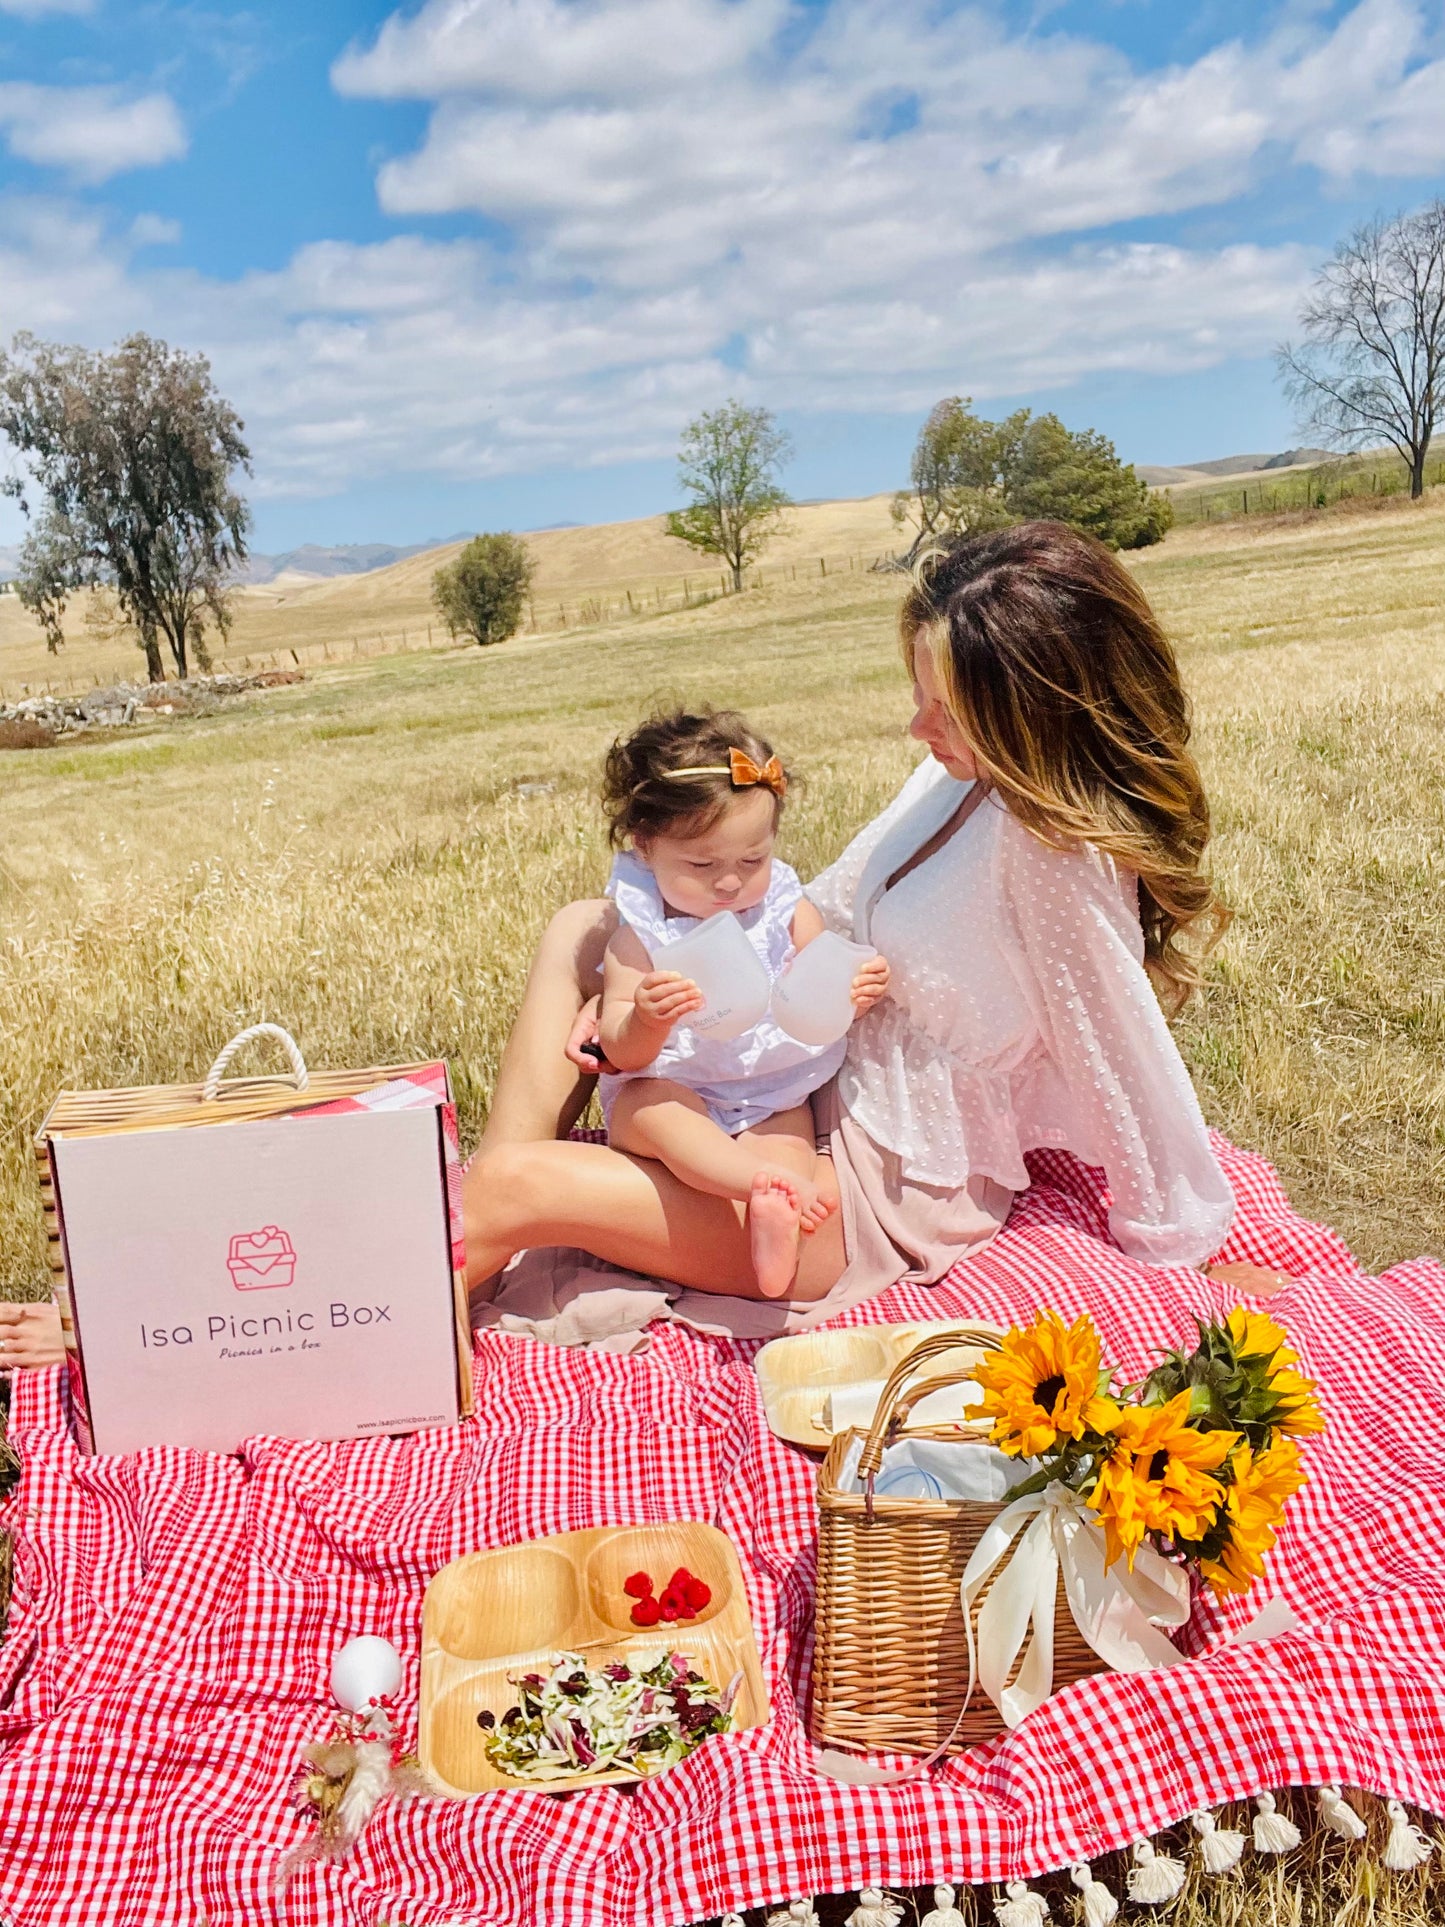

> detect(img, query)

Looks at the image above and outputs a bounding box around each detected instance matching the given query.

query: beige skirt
[784,1078,1012,1330]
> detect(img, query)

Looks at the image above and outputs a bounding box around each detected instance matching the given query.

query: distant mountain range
[1136,447,1337,487]
[0,534,472,587]
[234,535,474,586]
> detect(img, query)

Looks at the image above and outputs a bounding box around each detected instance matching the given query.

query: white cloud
[3,0,1443,506]
[129,212,182,248]
[0,84,186,184]
[0,0,93,14]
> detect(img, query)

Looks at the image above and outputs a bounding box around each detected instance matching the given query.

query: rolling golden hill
[0,493,902,696]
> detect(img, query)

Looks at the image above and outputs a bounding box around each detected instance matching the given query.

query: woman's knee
[537,898,615,986]
[464,1142,549,1241]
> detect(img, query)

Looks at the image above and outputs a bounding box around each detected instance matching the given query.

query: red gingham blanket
[1,1134,1442,1927]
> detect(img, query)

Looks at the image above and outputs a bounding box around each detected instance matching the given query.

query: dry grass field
[0,493,902,695]
[1,489,1443,1305]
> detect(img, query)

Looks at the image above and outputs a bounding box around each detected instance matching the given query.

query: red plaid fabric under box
[2,1132,1444,1927]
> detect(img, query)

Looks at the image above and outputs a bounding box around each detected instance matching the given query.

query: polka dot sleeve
[997,820,1235,1268]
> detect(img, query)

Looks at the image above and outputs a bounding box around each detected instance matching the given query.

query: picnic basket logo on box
[228,1224,297,1290]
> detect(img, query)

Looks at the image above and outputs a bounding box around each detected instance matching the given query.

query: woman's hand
[1205,1261,1294,1300]
[634,971,705,1030]
[850,954,891,1018]
[564,996,615,1073]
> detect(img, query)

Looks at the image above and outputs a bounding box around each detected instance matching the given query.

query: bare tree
[664,401,792,591]
[0,332,251,679]
[1278,201,1445,500]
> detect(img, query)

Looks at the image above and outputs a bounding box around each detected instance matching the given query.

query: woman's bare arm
[477,898,617,1151]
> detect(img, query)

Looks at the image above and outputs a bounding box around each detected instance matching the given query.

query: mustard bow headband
[668,746,788,798]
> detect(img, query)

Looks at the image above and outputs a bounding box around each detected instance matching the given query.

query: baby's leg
[609,1079,789,1202]
[608,1085,822,1298]
[737,1107,833,1228]
[734,1106,836,1298]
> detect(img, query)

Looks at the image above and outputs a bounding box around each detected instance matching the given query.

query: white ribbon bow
[961,1482,1191,1728]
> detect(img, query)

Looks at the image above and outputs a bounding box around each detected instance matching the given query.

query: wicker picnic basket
[810,1326,1106,1756]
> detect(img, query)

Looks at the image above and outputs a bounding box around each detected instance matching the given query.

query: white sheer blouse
[806,755,1235,1268]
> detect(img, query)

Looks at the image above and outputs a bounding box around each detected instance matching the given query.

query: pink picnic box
[35,1026,474,1457]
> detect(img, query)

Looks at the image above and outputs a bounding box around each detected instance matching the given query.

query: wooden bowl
[754,1319,1003,1451]
[419,1522,770,1795]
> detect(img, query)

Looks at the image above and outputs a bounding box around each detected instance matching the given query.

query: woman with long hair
[457,521,1252,1322]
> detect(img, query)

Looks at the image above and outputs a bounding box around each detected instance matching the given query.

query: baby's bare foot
[747,1172,802,1299]
[798,1188,837,1234]
[0,1300,67,1370]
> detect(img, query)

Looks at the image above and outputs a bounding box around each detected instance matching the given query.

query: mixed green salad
[479,1650,740,1782]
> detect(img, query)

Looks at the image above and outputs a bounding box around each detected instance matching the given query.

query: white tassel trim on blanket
[993,1880,1049,1926]
[920,1884,968,1927]
[1190,1807,1246,1871]
[1384,1800,1434,1869]
[1253,1790,1302,1854]
[1317,1785,1367,1841]
[1126,1840,1186,1904]
[1069,1861,1117,1925]
[846,1888,905,1927]
[766,1901,820,1927]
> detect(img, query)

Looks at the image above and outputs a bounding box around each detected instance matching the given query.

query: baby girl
[597,706,889,1295]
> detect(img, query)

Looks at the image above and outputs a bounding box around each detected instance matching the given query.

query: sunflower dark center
[1147,1450,1171,1481]
[1034,1374,1067,1415]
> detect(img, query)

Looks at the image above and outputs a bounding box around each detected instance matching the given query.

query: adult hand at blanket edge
[1205,1262,1294,1299]
[0,1298,66,1369]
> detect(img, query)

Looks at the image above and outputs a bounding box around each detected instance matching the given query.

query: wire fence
[0,550,898,698]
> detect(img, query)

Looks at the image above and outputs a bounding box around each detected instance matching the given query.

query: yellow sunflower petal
[973,1308,1109,1458]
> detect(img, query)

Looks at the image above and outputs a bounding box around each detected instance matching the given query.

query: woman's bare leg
[478,898,616,1149]
[463,1138,845,1308]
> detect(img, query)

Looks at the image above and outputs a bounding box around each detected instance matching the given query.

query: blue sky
[0,0,1442,551]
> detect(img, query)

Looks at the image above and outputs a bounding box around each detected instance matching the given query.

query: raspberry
[622,1571,653,1599]
[682,1577,712,1611]
[669,1567,693,1590]
[630,1596,661,1627]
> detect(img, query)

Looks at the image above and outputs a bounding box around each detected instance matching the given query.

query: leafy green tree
[0,332,250,680]
[431,532,535,647]
[894,398,1171,555]
[664,401,792,591]
[1007,414,1173,550]
[890,396,1027,557]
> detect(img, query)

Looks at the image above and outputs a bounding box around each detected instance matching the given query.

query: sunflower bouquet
[972,1305,1323,1596]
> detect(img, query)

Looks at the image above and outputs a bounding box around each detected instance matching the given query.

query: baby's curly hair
[602,706,789,849]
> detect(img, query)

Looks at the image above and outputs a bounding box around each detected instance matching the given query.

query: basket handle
[855,1325,1000,1482]
[202,1024,310,1103]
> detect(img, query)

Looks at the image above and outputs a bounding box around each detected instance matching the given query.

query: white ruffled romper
[598,849,847,1137]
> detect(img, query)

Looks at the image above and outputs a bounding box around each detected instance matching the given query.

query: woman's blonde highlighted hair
[900,521,1228,1012]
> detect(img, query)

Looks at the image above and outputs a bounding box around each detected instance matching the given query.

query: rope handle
[856,1324,1001,1483]
[202,1024,310,1103]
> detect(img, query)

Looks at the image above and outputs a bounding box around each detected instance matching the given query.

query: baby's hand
[850,954,891,1018]
[634,970,705,1029]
